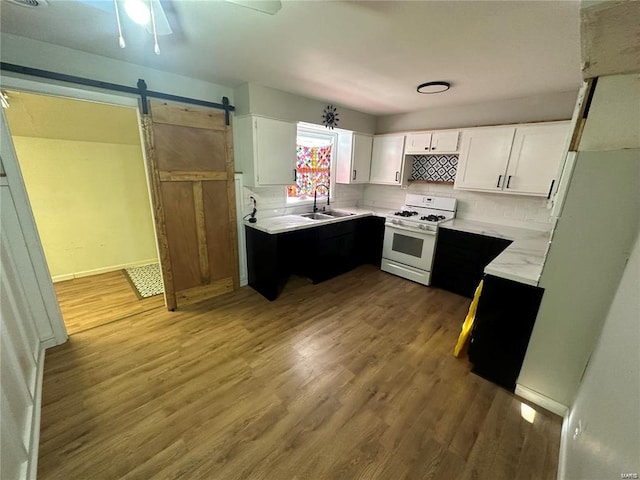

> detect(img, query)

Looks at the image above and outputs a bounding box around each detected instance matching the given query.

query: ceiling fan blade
[224,0,281,15]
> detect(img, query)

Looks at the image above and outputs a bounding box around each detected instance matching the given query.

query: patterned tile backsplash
[410,154,458,183]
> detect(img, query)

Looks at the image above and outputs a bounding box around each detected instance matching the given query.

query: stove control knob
[392,219,400,225]
[419,224,426,230]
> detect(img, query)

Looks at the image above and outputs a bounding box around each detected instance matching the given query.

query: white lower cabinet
[336,132,373,184]
[234,115,297,187]
[454,121,571,196]
[369,135,407,185]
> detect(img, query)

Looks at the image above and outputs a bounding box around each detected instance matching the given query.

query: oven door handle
[385,223,436,235]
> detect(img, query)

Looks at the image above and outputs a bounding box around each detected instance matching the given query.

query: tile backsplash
[238,174,552,230]
[362,183,552,230]
[240,181,365,219]
[410,154,458,183]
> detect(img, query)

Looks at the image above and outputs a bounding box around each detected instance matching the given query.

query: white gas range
[381,194,457,286]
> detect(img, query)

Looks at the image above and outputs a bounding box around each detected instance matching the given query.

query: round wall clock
[322,105,340,129]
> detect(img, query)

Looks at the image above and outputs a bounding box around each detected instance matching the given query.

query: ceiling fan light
[417,81,451,94]
[124,0,150,25]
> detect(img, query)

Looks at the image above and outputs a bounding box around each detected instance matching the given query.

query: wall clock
[322,105,340,129]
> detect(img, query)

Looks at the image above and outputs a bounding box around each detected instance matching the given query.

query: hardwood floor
[40,265,562,479]
[54,271,165,335]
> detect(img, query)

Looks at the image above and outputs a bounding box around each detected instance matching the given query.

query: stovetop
[386,195,457,230]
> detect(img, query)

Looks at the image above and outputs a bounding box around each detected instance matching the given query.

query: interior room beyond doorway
[3,90,161,334]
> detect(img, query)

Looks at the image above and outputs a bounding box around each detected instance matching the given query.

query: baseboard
[51,258,158,283]
[40,337,60,350]
[26,347,46,480]
[515,384,569,417]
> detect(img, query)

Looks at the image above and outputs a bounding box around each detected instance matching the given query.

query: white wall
[363,183,552,230]
[0,33,234,105]
[235,82,377,134]
[518,73,640,409]
[1,111,66,480]
[376,90,578,133]
[560,227,640,480]
[12,136,158,280]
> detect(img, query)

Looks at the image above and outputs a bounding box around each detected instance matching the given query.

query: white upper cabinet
[505,123,571,196]
[454,121,571,196]
[234,115,297,187]
[370,135,407,185]
[336,132,373,184]
[455,127,517,192]
[404,133,432,154]
[404,131,460,154]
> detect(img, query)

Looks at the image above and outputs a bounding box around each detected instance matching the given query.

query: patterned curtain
[287,144,332,198]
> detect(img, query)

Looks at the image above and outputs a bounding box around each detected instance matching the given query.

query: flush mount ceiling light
[417,81,451,94]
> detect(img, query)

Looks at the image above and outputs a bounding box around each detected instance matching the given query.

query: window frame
[286,124,338,206]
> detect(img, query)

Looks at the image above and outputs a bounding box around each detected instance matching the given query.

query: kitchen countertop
[244,207,390,234]
[440,219,551,286]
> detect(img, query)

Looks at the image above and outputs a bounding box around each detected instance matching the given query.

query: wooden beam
[581,1,640,79]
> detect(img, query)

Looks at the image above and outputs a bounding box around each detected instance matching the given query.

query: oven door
[382,223,436,271]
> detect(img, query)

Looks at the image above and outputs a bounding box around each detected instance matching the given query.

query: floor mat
[124,263,164,298]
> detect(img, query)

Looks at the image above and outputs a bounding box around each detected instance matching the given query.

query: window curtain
[287,144,331,198]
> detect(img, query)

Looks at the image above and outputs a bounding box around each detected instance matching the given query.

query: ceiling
[0,0,583,116]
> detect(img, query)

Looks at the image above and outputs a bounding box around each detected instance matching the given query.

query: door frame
[0,74,166,334]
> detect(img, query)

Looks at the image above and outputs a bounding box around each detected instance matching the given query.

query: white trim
[556,413,571,480]
[51,258,159,283]
[1,110,68,346]
[26,347,46,480]
[0,74,140,108]
[515,383,568,417]
[235,173,248,287]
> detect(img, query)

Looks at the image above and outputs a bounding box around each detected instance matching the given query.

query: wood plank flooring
[40,265,562,479]
[54,271,165,334]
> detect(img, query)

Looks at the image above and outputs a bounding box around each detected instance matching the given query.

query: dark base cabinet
[468,274,544,391]
[246,216,385,301]
[431,228,511,298]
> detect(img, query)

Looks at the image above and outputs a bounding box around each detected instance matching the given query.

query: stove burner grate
[394,210,419,217]
[420,215,446,222]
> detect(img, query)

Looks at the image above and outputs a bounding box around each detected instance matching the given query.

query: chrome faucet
[313,184,330,212]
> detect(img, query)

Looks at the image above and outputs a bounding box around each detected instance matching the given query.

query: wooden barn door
[142,101,238,310]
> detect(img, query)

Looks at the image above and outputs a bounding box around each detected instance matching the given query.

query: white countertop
[244,207,387,234]
[440,219,552,286]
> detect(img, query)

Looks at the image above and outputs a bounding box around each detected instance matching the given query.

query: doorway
[3,90,164,334]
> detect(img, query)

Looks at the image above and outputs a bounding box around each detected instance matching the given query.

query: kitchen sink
[298,212,333,220]
[322,210,355,218]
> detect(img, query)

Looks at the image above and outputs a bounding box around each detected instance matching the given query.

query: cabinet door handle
[547,179,556,199]
[506,175,512,189]
[293,169,297,182]
[395,171,400,182]
[353,169,357,180]
[431,146,436,150]
[496,175,502,188]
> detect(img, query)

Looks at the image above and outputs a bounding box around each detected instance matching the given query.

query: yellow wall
[12,136,158,280]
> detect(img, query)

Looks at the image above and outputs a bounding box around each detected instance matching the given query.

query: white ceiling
[0,0,583,116]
